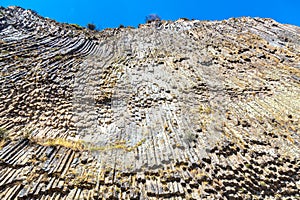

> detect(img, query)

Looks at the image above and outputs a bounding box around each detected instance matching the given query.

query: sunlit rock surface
[0,6,300,199]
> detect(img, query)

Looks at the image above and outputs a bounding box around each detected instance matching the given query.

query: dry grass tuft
[31,137,85,151]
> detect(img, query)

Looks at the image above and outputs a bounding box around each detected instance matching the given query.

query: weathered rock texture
[0,6,300,199]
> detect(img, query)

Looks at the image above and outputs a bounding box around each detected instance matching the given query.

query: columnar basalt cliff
[0,6,300,199]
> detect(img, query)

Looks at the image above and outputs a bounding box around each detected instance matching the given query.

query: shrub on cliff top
[146,14,161,23]
[87,23,96,30]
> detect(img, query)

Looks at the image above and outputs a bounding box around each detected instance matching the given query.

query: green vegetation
[145,14,161,23]
[87,23,96,30]
[54,55,63,61]
[14,55,25,61]
[245,163,251,168]
[0,128,8,149]
[0,128,7,139]
[260,181,267,187]
[23,128,34,139]
[0,49,9,54]
[199,104,212,114]
[70,23,82,30]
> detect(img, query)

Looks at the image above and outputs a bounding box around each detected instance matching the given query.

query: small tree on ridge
[145,14,161,23]
[87,23,96,30]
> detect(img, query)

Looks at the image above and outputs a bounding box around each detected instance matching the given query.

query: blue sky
[1,0,299,29]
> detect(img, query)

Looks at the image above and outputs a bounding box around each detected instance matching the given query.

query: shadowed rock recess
[0,6,300,199]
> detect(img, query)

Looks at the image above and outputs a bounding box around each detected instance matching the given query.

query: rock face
[0,6,300,199]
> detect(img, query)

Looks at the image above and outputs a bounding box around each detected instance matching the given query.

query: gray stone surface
[0,6,299,199]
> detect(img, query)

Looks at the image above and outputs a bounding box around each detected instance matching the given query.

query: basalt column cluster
[0,6,299,200]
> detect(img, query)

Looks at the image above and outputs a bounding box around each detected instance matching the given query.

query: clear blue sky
[1,0,299,29]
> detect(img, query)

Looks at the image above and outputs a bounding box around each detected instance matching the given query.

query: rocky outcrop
[0,6,299,199]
